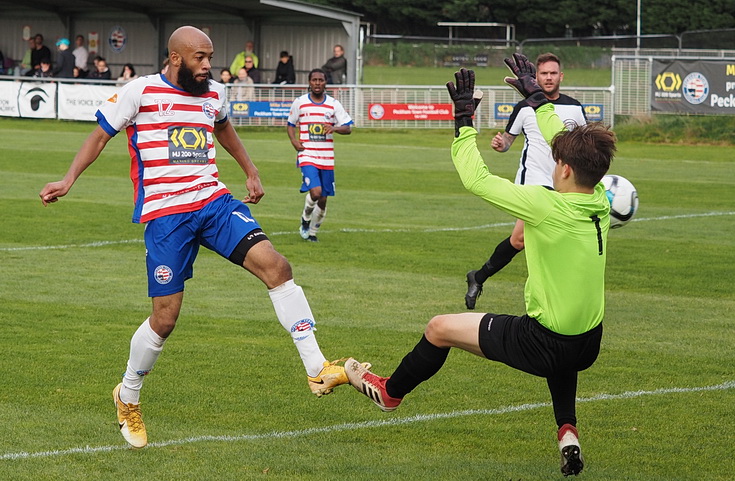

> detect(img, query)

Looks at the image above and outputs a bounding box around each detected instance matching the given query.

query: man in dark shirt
[31,34,52,71]
[53,38,76,78]
[322,45,346,84]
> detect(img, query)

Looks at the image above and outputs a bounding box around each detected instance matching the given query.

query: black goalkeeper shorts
[478,313,602,378]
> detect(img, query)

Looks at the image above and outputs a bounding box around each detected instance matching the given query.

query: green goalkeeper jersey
[451,126,610,335]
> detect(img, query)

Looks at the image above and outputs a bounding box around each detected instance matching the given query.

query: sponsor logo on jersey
[154,265,173,284]
[168,126,208,164]
[108,94,118,103]
[307,123,327,142]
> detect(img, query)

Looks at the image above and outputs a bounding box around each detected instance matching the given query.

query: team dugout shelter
[0,0,361,84]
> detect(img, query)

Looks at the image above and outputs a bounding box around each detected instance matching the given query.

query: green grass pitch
[0,117,733,480]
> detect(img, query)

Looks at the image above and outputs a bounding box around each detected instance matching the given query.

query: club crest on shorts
[154,265,173,284]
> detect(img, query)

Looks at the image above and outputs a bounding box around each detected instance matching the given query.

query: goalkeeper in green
[344,56,616,477]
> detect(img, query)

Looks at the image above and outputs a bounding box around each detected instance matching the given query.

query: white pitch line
[2,211,734,253]
[2,379,733,462]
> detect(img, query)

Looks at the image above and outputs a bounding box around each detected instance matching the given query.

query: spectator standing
[273,51,295,84]
[31,34,52,71]
[52,38,75,78]
[287,68,353,242]
[322,44,346,84]
[229,40,259,73]
[73,35,89,77]
[117,63,138,83]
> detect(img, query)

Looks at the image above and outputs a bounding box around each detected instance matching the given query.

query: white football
[602,174,639,228]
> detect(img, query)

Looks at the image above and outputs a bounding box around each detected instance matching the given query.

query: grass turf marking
[2,211,733,253]
[2,379,733,461]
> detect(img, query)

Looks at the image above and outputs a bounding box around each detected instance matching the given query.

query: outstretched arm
[39,126,113,206]
[503,53,565,143]
[214,119,264,204]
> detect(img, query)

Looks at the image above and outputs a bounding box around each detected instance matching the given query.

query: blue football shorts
[300,165,335,196]
[144,194,262,297]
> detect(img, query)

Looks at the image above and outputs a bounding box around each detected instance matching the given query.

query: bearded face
[177,60,210,96]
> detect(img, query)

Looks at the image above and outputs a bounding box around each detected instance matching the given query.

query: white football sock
[268,279,327,377]
[302,193,317,221]
[120,318,166,404]
[309,205,326,236]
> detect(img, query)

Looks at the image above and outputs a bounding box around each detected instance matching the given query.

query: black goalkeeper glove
[503,53,548,110]
[446,68,483,137]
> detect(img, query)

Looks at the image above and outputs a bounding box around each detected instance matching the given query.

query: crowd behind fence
[0,76,614,131]
[5,53,735,129]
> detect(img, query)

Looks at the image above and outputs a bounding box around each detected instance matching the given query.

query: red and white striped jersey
[96,74,229,223]
[287,93,353,170]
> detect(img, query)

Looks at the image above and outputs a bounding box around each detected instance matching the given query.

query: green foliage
[311,0,735,38]
[363,43,611,69]
[615,115,735,145]
[361,64,612,86]
[1,118,734,479]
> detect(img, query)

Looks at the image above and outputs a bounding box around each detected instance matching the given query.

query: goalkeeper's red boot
[558,424,584,476]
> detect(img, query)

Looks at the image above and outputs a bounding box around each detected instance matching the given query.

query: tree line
[309,0,735,40]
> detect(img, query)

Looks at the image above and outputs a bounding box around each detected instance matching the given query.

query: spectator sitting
[243,55,261,83]
[52,38,75,78]
[20,38,36,75]
[32,58,53,78]
[88,58,112,80]
[118,63,138,83]
[73,35,89,77]
[273,51,295,84]
[234,67,255,101]
[219,68,234,84]
[322,44,347,84]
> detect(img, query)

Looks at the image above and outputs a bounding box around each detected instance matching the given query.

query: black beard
[178,62,210,95]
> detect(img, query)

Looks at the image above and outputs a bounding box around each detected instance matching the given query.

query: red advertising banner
[368,103,453,120]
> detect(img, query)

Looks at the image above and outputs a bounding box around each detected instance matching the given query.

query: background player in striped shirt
[464,53,587,310]
[287,68,353,242]
[39,26,357,449]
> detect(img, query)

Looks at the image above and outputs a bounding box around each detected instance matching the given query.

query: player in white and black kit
[40,26,359,449]
[464,53,587,310]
